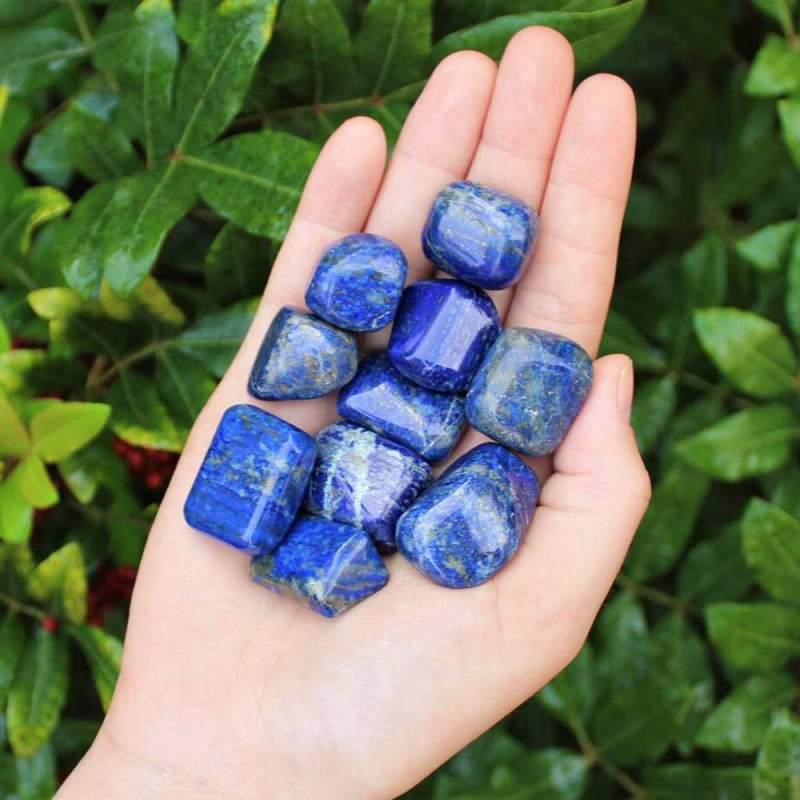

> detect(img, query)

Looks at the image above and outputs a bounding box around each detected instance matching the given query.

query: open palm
[58,27,650,800]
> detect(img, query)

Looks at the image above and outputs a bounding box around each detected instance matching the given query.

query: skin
[56,27,651,800]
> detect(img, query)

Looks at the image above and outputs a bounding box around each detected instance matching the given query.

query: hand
[57,26,650,800]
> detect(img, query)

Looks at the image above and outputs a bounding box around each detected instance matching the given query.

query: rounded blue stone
[387,279,500,392]
[422,181,539,290]
[338,353,467,462]
[305,233,408,332]
[396,443,539,588]
[248,307,358,400]
[305,422,432,552]
[251,516,389,617]
[184,404,316,554]
[466,328,593,457]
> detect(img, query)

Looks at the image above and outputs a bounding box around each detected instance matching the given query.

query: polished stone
[466,328,593,457]
[306,422,432,552]
[248,307,358,400]
[184,404,316,554]
[396,443,539,588]
[422,181,539,290]
[338,353,467,462]
[251,516,389,617]
[388,279,500,392]
[305,233,408,332]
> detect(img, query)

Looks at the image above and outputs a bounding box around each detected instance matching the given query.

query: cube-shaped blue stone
[305,422,432,552]
[183,405,316,554]
[387,279,500,392]
[466,328,593,457]
[338,353,467,462]
[422,181,539,290]
[251,516,389,617]
[248,307,358,400]
[396,443,539,588]
[305,234,408,332]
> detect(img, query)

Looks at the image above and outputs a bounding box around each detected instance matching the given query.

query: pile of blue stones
[184,181,594,617]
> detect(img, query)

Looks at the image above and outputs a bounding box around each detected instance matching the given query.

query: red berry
[41,617,59,633]
[145,472,164,490]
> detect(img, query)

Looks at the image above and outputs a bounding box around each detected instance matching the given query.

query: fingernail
[616,359,634,423]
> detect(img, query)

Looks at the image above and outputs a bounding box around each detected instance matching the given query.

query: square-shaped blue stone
[184,404,316,554]
[305,234,408,332]
[251,516,389,617]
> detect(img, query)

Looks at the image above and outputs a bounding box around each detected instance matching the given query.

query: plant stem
[87,341,166,388]
[0,591,46,621]
[616,573,701,618]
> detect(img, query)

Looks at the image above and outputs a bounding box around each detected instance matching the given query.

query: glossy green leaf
[706,602,800,671]
[22,114,73,189]
[57,437,129,506]
[204,223,272,303]
[786,224,800,343]
[0,0,57,25]
[0,389,30,456]
[7,628,68,758]
[696,673,798,753]
[154,349,216,434]
[537,644,595,732]
[183,129,318,240]
[15,455,58,509]
[736,219,797,273]
[176,0,219,44]
[752,0,797,26]
[68,625,122,712]
[15,742,56,800]
[675,404,798,482]
[30,402,111,463]
[0,611,25,707]
[26,542,87,623]
[745,34,800,97]
[0,187,71,264]
[641,764,753,800]
[778,93,800,171]
[631,373,678,454]
[754,710,800,800]
[0,29,85,95]
[594,592,651,694]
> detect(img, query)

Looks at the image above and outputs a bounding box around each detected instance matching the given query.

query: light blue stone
[305,234,408,332]
[396,443,539,588]
[422,181,539,290]
[338,353,467,462]
[466,328,593,457]
[248,307,358,400]
[251,516,389,617]
[305,422,432,552]
[184,404,316,554]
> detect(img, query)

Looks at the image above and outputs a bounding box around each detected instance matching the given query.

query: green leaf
[706,602,800,671]
[752,0,797,27]
[0,187,71,264]
[696,673,798,753]
[0,472,33,544]
[0,317,8,353]
[177,0,219,44]
[624,465,709,582]
[68,625,122,712]
[183,129,318,240]
[15,455,58,509]
[0,0,57,25]
[537,644,595,732]
[433,0,645,71]
[745,34,800,97]
[154,349,216,433]
[0,29,85,95]
[631,373,677,454]
[0,389,30,456]
[30,402,111,463]
[173,0,279,154]
[99,276,186,329]
[742,498,800,603]
[755,710,800,800]
[15,742,56,800]
[594,592,651,693]
[356,0,433,96]
[22,114,73,189]
[0,611,25,707]
[641,764,754,800]
[7,628,68,758]
[778,93,800,171]
[26,542,87,624]
[675,404,798,482]
[204,223,272,303]
[736,220,797,273]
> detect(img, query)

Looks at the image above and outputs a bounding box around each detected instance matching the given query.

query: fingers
[505,74,637,356]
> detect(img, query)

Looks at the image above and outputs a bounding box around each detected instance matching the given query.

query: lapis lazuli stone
[248,307,358,400]
[466,328,593,457]
[422,181,539,290]
[183,404,316,554]
[338,353,467,462]
[396,443,539,588]
[305,422,432,552]
[305,233,408,332]
[251,516,389,617]
[387,279,500,392]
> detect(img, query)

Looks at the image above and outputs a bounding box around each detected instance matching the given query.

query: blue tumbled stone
[305,421,432,552]
[466,328,593,457]
[184,404,316,554]
[248,307,358,400]
[396,443,539,588]
[251,516,389,617]
[422,181,539,290]
[305,233,408,332]
[387,279,500,392]
[338,353,467,462]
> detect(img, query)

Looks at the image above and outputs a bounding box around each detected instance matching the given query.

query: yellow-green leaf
[0,389,30,456]
[26,542,87,624]
[30,402,111,463]
[68,625,122,712]
[15,455,58,509]
[0,472,33,544]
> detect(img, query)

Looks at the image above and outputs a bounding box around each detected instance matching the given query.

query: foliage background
[1,0,800,796]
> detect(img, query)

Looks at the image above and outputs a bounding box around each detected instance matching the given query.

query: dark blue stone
[338,353,467,462]
[396,443,539,588]
[248,307,358,400]
[305,234,408,332]
[250,516,389,617]
[422,181,539,290]
[466,328,593,457]
[184,404,316,554]
[305,422,432,552]
[387,279,500,392]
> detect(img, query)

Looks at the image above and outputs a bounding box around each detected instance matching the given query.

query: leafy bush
[1,0,800,796]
